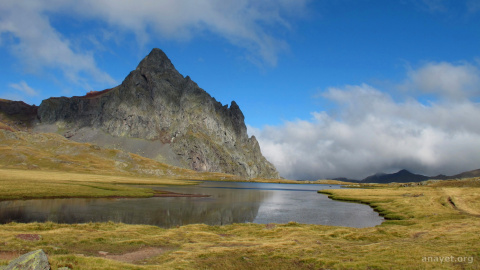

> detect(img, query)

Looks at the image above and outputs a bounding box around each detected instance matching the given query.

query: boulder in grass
[4,249,50,270]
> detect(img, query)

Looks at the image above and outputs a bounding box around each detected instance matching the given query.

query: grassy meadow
[0,169,478,269]
[0,168,198,200]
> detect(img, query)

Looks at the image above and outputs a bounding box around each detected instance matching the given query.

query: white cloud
[75,0,306,66]
[0,0,307,73]
[9,81,39,97]
[0,0,116,88]
[406,62,480,100]
[252,62,480,180]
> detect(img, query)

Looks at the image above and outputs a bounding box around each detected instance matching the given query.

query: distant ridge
[331,177,360,183]
[450,168,480,179]
[360,169,429,183]
[330,168,480,183]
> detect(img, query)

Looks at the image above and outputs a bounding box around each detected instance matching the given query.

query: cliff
[0,99,38,130]
[35,48,279,179]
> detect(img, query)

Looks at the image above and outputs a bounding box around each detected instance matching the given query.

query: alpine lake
[0,181,383,228]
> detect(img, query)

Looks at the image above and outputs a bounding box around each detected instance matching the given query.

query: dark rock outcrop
[0,100,37,116]
[0,99,38,130]
[35,48,279,179]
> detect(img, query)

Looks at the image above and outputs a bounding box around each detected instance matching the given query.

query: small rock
[89,144,101,150]
[63,130,76,138]
[4,249,50,270]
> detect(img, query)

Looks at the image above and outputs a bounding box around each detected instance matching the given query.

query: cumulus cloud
[251,62,480,180]
[406,62,480,100]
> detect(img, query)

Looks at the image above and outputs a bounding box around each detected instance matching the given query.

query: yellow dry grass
[314,179,354,185]
[0,128,241,181]
[0,168,196,200]
[0,175,478,269]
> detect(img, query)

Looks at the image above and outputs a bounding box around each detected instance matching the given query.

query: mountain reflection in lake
[0,182,383,228]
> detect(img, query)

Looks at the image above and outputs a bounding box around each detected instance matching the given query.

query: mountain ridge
[1,48,279,179]
[360,169,429,183]
[330,168,480,183]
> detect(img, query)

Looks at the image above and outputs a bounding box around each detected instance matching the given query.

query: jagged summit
[32,48,279,179]
[136,48,176,73]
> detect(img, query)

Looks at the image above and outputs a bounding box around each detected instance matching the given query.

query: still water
[0,181,383,228]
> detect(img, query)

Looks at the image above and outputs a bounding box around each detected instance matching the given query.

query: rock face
[3,249,50,270]
[0,99,38,130]
[0,100,37,116]
[36,48,279,179]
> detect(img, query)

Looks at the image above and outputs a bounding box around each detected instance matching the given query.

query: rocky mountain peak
[33,48,280,179]
[229,101,241,114]
[136,48,175,73]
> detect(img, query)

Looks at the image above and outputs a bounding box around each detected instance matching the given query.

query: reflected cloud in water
[0,182,383,228]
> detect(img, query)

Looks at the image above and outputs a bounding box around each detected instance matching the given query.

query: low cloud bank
[250,61,480,180]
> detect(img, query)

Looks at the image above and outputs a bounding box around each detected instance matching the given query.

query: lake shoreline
[0,181,382,228]
[1,169,479,269]
[152,190,211,197]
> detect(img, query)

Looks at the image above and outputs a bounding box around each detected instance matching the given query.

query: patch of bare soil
[0,251,20,260]
[101,247,166,264]
[16,234,42,241]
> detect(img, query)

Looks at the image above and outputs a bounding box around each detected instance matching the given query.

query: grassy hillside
[0,125,241,181]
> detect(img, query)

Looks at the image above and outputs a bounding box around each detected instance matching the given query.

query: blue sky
[1,0,480,179]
